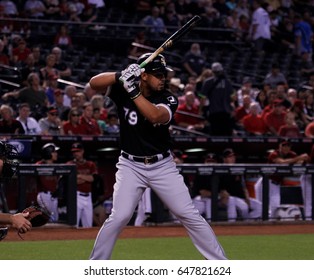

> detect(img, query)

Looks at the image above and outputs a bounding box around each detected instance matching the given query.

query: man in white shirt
[16,103,42,135]
[249,0,271,52]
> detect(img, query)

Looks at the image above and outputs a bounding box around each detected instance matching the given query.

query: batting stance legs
[89,156,227,260]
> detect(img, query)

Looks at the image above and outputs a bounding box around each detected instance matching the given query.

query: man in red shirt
[242,102,267,135]
[264,99,287,135]
[254,139,309,219]
[79,102,101,135]
[174,91,205,131]
[67,142,98,228]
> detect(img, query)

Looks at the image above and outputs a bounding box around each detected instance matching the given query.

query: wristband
[130,91,141,100]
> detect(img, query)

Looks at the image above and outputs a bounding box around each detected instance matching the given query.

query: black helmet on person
[41,143,59,160]
[137,53,173,74]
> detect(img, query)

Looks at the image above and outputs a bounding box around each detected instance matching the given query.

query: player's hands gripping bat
[119,64,142,100]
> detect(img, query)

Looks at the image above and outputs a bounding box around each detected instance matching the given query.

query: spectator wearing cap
[36,142,60,222]
[278,111,302,137]
[242,102,268,136]
[79,102,101,135]
[17,103,42,135]
[38,106,64,135]
[219,148,262,222]
[168,77,185,99]
[264,98,287,135]
[200,62,234,136]
[254,139,309,220]
[67,142,98,228]
[0,104,25,134]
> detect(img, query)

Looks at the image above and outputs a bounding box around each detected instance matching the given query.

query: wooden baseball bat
[139,15,201,68]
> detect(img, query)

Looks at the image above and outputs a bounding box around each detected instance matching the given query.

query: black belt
[121,151,170,165]
[78,192,90,197]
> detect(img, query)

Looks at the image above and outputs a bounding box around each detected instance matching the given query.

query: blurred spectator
[0,0,18,17]
[264,98,287,136]
[105,112,119,134]
[242,102,268,136]
[286,88,298,106]
[63,85,77,107]
[90,94,107,121]
[163,2,181,28]
[0,104,25,134]
[249,0,271,53]
[2,72,48,115]
[52,89,70,121]
[44,73,60,104]
[299,52,314,80]
[293,13,313,58]
[235,0,250,20]
[196,68,213,93]
[213,0,230,17]
[174,91,206,132]
[219,148,262,221]
[19,54,39,87]
[62,107,84,135]
[44,0,61,20]
[305,119,314,138]
[40,53,59,88]
[129,31,150,58]
[51,46,72,78]
[11,38,31,66]
[168,77,185,99]
[79,3,98,24]
[264,63,288,89]
[182,43,206,79]
[84,82,98,101]
[288,98,309,131]
[16,103,42,135]
[0,38,9,65]
[200,62,234,136]
[303,91,314,122]
[236,76,259,107]
[54,25,73,50]
[233,94,252,129]
[79,102,101,135]
[93,107,106,134]
[31,45,46,69]
[140,6,167,35]
[24,0,46,18]
[255,89,269,110]
[278,111,302,137]
[38,106,64,135]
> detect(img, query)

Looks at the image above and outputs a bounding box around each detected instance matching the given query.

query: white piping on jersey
[156,103,172,125]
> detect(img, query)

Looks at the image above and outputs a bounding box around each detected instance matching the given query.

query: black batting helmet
[137,53,173,74]
[41,143,60,160]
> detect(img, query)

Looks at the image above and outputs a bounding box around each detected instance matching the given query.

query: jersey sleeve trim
[156,103,172,125]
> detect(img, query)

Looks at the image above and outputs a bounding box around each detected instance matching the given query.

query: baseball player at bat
[88,53,227,260]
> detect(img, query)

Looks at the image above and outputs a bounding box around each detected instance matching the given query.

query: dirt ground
[3,222,314,242]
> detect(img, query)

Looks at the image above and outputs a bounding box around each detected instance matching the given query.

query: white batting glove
[120,71,141,100]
